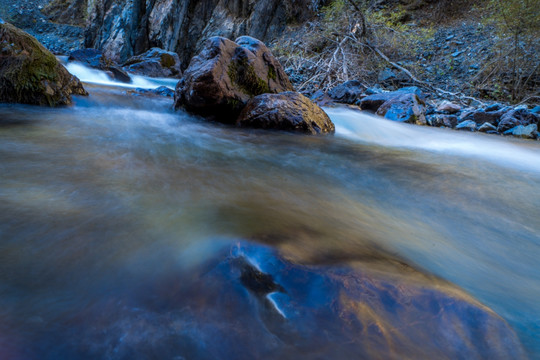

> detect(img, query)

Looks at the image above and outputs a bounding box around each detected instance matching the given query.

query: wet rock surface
[10,242,525,360]
[375,92,426,125]
[237,92,335,134]
[0,22,87,106]
[174,36,293,122]
[123,48,182,78]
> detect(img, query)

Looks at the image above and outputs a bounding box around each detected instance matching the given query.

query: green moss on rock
[227,57,271,96]
[0,22,87,106]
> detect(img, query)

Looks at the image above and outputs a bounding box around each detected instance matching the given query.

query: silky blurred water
[0,76,539,358]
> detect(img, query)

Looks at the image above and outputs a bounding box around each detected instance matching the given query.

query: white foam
[66,62,178,90]
[325,107,540,173]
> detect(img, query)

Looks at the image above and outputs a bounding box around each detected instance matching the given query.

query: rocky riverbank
[313,82,540,140]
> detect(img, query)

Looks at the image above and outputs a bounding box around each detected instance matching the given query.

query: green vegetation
[479,0,540,101]
[0,23,60,105]
[271,0,539,103]
[228,57,271,96]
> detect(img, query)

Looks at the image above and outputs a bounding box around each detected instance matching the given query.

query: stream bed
[0,71,539,359]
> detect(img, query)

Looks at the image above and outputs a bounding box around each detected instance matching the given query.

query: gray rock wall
[84,0,322,66]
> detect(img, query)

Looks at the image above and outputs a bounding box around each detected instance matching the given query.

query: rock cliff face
[84,0,321,66]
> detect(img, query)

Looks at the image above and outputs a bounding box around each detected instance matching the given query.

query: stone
[484,103,503,112]
[455,120,477,131]
[478,122,497,133]
[359,86,424,112]
[328,80,365,104]
[460,108,508,126]
[378,68,396,83]
[174,36,293,122]
[0,22,87,106]
[497,109,540,133]
[123,48,182,78]
[428,114,458,128]
[68,48,132,83]
[236,92,335,135]
[503,124,537,139]
[437,100,461,114]
[376,93,426,125]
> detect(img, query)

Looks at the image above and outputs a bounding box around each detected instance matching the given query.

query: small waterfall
[66,62,179,90]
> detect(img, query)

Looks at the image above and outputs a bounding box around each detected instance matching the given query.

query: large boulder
[68,48,132,83]
[174,36,293,122]
[376,92,427,125]
[0,22,87,106]
[497,108,540,133]
[236,92,335,134]
[123,48,182,78]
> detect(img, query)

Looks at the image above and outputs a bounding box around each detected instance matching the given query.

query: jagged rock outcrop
[174,36,293,121]
[237,92,335,134]
[0,22,87,106]
[84,0,323,66]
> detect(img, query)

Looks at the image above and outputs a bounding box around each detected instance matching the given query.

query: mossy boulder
[174,36,293,123]
[237,92,335,135]
[0,22,87,106]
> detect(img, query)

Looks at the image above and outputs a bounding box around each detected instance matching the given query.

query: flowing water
[0,67,539,359]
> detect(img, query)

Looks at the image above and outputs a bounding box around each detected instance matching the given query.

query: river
[0,66,539,359]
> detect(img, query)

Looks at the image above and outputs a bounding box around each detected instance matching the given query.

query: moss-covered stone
[227,57,271,96]
[267,64,277,81]
[0,22,87,106]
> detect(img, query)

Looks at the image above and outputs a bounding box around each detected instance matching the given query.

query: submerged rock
[63,242,526,360]
[237,92,335,135]
[127,86,175,98]
[174,36,293,122]
[68,48,132,83]
[0,22,87,106]
[123,48,182,78]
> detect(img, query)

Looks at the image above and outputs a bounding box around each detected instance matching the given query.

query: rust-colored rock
[0,22,87,106]
[174,36,293,122]
[237,92,335,134]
